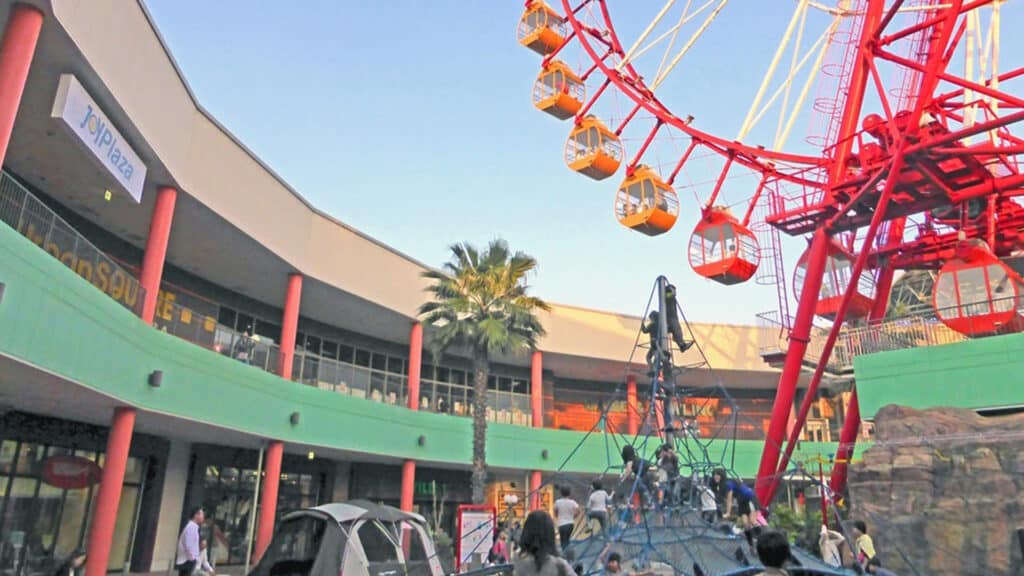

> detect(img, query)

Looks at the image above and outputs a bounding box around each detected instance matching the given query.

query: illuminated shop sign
[51,74,147,203]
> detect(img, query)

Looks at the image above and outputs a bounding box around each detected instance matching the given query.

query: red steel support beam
[400,322,423,512]
[254,441,283,563]
[139,187,177,324]
[278,274,303,379]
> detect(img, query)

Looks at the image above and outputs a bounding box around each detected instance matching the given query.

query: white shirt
[700,486,717,512]
[553,497,579,526]
[197,548,214,573]
[587,490,610,512]
[176,520,200,565]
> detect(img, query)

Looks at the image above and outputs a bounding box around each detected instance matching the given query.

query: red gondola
[688,207,760,285]
[933,240,1024,336]
[793,239,875,320]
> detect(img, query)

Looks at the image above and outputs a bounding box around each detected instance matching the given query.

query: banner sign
[51,74,147,203]
[41,455,102,490]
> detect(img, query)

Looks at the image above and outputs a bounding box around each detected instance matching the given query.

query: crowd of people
[481,443,900,576]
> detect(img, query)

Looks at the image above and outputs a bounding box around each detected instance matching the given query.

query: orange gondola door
[533,61,585,120]
[688,207,760,285]
[517,1,567,55]
[565,116,622,180]
[933,240,1024,336]
[794,238,875,320]
[614,166,678,236]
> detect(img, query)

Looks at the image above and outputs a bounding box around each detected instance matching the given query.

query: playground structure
[516,0,1023,507]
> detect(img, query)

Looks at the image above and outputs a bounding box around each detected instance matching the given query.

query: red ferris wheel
[516,0,1023,505]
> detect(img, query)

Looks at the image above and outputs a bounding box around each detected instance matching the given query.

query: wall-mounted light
[417,435,427,447]
[307,451,316,461]
[541,449,549,460]
[0,282,6,305]
[148,370,163,388]
[289,412,300,426]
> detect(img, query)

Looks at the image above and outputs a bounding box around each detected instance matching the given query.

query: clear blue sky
[143,1,1019,324]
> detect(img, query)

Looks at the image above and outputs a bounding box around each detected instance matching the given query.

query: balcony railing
[0,171,145,315]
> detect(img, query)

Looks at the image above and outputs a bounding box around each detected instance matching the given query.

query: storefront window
[0,442,145,572]
[203,465,322,565]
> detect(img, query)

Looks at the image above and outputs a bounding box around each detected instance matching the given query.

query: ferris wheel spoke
[616,0,679,72]
[650,0,730,90]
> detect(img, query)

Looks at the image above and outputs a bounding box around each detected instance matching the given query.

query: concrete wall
[149,439,191,572]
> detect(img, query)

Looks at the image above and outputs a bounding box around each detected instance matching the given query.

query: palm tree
[419,240,550,503]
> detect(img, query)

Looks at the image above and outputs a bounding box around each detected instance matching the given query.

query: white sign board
[457,510,494,571]
[51,74,147,203]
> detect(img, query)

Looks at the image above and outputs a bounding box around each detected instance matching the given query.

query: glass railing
[153,296,219,349]
[0,171,145,315]
[212,324,281,374]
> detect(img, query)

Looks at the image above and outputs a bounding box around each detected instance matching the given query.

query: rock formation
[848,405,1024,576]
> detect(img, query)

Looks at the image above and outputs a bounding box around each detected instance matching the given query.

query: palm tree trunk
[471,357,489,503]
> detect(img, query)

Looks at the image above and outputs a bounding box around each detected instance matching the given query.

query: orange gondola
[614,166,678,236]
[933,240,1024,336]
[793,238,875,320]
[565,116,622,180]
[533,60,585,120]
[517,1,567,56]
[688,207,760,285]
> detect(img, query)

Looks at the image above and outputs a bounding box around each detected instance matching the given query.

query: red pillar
[530,470,542,511]
[139,187,177,324]
[400,322,423,512]
[626,375,639,436]
[85,407,136,576]
[278,274,303,379]
[530,351,543,510]
[0,4,43,167]
[530,351,543,427]
[829,388,861,494]
[254,441,283,563]
[755,228,830,504]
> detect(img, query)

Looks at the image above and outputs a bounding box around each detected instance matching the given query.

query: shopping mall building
[0,2,1019,575]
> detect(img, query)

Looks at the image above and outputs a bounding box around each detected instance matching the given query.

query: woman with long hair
[514,510,574,576]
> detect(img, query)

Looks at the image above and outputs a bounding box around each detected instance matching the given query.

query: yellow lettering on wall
[76,260,94,283]
[23,223,44,246]
[203,317,216,333]
[180,307,193,325]
[157,291,175,322]
[44,241,61,259]
[95,261,111,292]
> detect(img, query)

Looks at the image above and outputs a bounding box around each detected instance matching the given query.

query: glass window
[358,521,399,563]
[251,516,326,576]
[436,367,450,383]
[355,349,372,367]
[338,344,354,364]
[108,485,140,569]
[452,370,466,386]
[237,313,255,334]
[435,385,451,413]
[371,354,387,372]
[305,336,322,355]
[0,441,16,475]
[498,377,512,393]
[321,341,338,360]
[487,375,497,391]
[217,308,238,330]
[388,357,404,375]
[221,467,240,487]
[422,364,435,381]
[401,522,431,576]
[255,321,281,343]
[15,443,45,475]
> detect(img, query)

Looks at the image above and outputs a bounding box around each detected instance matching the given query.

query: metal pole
[655,276,673,444]
[244,443,266,574]
[124,459,149,575]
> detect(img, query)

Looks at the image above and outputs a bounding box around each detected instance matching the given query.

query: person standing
[586,480,611,534]
[753,530,791,575]
[513,511,575,576]
[196,538,216,576]
[553,487,580,551]
[818,525,845,567]
[176,507,205,576]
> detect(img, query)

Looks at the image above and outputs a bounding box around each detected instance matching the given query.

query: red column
[85,407,136,576]
[755,228,829,504]
[254,441,283,563]
[139,187,177,324]
[278,274,303,379]
[0,4,43,167]
[626,375,639,436]
[829,388,861,494]
[530,351,543,427]
[530,351,543,510]
[400,322,423,512]
[530,470,542,511]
